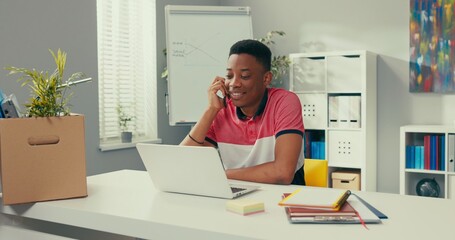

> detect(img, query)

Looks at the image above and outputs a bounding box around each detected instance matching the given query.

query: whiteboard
[165,5,253,125]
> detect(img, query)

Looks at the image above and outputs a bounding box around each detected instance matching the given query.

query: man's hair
[229,39,271,71]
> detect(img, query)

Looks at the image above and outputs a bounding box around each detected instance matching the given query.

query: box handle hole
[28,135,60,146]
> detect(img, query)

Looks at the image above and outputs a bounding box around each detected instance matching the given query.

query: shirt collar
[236,88,268,120]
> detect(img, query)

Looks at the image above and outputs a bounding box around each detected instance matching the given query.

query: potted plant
[5,49,88,117]
[117,104,134,143]
[256,31,291,88]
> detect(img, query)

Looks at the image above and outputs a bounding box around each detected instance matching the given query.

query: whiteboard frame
[165,5,253,126]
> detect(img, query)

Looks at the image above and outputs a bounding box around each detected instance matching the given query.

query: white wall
[222,0,455,193]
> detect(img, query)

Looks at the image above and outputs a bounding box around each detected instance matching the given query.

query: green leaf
[4,49,87,117]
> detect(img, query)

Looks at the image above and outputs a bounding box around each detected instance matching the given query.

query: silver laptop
[136,143,260,199]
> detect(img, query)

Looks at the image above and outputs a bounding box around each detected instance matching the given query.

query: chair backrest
[304,159,328,187]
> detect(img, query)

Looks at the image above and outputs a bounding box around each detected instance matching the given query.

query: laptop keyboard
[231,187,246,193]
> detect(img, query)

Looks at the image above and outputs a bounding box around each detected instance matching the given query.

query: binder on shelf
[328,96,338,128]
[449,134,455,172]
[337,96,350,128]
[349,95,361,128]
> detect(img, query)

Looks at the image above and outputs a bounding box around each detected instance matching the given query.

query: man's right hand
[208,76,228,111]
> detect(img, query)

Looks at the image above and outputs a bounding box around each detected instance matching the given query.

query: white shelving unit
[289,50,377,191]
[400,125,455,199]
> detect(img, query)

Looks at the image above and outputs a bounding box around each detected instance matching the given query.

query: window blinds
[97,0,157,142]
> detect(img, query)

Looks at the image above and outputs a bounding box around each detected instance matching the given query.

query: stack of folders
[278,187,381,224]
[328,95,361,129]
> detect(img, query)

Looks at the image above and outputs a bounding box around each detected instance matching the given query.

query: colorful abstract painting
[410,0,455,93]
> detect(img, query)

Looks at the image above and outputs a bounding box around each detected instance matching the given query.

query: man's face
[225,53,271,115]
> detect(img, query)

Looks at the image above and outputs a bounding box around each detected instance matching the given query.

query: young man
[181,39,305,185]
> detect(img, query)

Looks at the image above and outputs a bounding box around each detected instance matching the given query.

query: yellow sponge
[226,199,265,215]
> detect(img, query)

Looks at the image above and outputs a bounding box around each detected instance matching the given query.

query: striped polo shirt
[206,88,305,173]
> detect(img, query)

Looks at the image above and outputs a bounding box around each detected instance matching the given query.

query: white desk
[1,170,454,240]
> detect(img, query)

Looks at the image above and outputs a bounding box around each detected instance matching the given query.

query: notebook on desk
[136,143,260,199]
[284,196,382,224]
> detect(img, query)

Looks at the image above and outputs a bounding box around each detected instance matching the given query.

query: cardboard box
[332,171,360,191]
[0,115,87,205]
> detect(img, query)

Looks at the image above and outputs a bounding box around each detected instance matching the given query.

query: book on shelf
[440,135,445,171]
[310,141,325,159]
[424,135,430,169]
[432,135,437,170]
[406,134,446,171]
[278,187,351,211]
[305,131,325,159]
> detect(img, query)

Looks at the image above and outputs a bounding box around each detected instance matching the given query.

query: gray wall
[1,0,453,194]
[0,0,217,177]
[0,0,145,176]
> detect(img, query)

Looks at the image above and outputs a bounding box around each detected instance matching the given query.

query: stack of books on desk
[283,195,358,223]
[279,187,381,224]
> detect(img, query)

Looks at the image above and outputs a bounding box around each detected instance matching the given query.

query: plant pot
[121,132,133,143]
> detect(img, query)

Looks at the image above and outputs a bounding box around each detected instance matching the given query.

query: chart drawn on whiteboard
[171,32,225,66]
[165,5,252,125]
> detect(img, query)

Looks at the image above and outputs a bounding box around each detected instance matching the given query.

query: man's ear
[263,71,273,86]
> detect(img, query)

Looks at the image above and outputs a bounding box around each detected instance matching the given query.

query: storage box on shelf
[290,50,377,191]
[400,125,455,199]
[332,171,361,191]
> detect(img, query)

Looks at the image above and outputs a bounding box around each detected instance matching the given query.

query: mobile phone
[216,90,227,107]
